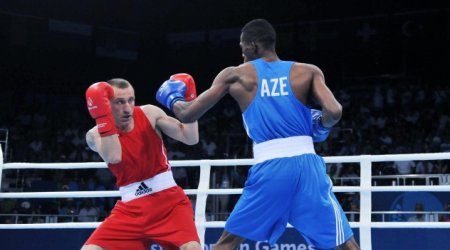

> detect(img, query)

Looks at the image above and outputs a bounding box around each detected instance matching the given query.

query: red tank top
[108,106,170,187]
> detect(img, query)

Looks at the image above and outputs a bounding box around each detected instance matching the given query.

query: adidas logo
[135,182,153,197]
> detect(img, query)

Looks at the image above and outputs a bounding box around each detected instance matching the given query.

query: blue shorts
[224,154,353,249]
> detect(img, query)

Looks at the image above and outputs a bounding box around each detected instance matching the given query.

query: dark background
[0,1,449,162]
[0,1,448,98]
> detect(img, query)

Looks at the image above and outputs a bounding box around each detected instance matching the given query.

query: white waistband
[253,136,316,164]
[119,171,177,202]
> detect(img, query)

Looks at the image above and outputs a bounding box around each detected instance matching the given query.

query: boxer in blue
[157,19,360,250]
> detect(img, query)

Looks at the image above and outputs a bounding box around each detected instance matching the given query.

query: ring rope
[1,148,450,250]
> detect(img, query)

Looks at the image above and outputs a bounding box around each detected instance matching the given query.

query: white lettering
[256,241,270,250]
[260,77,289,97]
[261,79,270,96]
[298,244,307,250]
[279,77,288,95]
[255,242,315,250]
[205,242,314,250]
[240,243,250,250]
[280,244,296,250]
[270,78,280,96]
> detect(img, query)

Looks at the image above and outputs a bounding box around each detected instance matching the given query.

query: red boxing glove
[170,73,197,101]
[86,82,117,137]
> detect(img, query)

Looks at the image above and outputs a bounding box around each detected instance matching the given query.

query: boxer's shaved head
[107,78,131,89]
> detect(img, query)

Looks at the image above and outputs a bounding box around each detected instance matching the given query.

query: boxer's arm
[173,67,236,123]
[309,65,342,127]
[142,105,199,145]
[86,127,122,164]
[311,109,331,142]
[85,82,117,137]
[86,128,98,152]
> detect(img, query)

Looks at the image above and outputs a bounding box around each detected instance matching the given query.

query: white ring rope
[1,147,450,250]
[1,185,449,199]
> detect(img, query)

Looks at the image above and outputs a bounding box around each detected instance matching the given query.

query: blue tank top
[242,59,312,144]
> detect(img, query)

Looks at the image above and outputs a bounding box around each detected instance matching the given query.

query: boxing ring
[1,146,450,250]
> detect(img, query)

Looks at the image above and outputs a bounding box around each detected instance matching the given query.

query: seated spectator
[16,200,33,223]
[58,199,77,222]
[327,164,341,185]
[78,199,99,222]
[392,147,415,174]
[201,137,217,158]
[394,160,416,174]
[415,161,434,174]
[408,202,426,222]
[342,193,360,222]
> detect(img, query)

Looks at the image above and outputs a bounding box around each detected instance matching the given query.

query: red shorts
[84,186,199,250]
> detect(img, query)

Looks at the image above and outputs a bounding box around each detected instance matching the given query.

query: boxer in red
[82,75,201,250]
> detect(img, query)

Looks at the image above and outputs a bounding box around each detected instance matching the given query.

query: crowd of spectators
[0,72,449,224]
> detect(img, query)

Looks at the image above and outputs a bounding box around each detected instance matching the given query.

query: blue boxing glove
[311,109,331,142]
[156,79,187,111]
